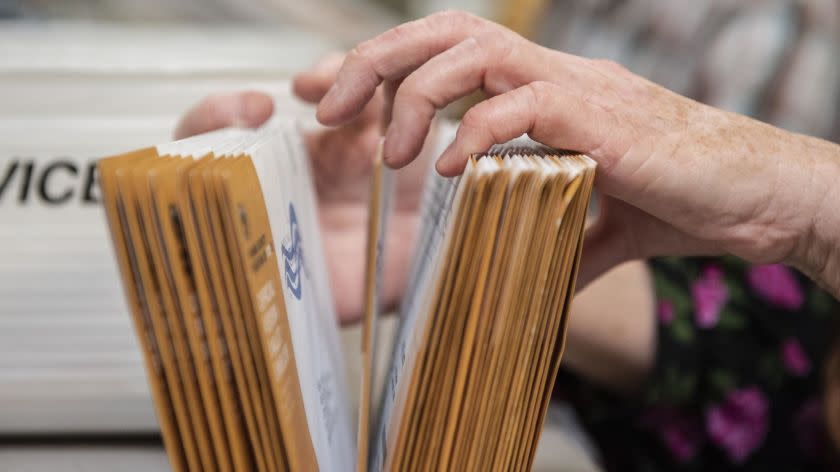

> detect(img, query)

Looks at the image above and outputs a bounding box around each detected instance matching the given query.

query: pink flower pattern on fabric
[691,265,728,328]
[705,387,769,463]
[657,300,675,325]
[573,257,840,469]
[641,407,703,462]
[781,338,811,377]
[747,264,804,310]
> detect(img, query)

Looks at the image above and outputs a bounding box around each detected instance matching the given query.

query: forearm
[785,133,840,299]
[563,260,657,394]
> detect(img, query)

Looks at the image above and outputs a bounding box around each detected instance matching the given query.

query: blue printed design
[281,203,303,300]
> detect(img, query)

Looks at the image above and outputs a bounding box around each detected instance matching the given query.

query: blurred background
[1,0,839,470]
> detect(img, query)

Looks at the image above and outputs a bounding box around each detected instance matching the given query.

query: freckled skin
[175,11,840,393]
[313,10,840,299]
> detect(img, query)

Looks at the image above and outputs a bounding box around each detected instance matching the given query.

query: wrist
[788,137,840,298]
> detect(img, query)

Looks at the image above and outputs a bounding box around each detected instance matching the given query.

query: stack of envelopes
[98,122,595,472]
[373,144,595,472]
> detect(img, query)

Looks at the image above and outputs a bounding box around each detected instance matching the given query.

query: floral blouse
[533,1,840,469]
[558,257,840,471]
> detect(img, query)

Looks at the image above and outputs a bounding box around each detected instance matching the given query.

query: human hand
[316,10,840,294]
[175,53,437,323]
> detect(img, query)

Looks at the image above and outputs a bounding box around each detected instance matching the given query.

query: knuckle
[476,30,518,64]
[472,31,503,51]
[388,21,415,40]
[347,42,372,62]
[453,35,485,61]
[525,81,552,102]
[345,43,378,77]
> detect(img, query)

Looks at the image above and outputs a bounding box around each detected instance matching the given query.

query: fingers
[317,10,495,125]
[383,31,562,167]
[173,91,274,139]
[380,78,402,133]
[383,37,491,167]
[317,10,596,169]
[292,52,345,103]
[296,51,390,130]
[436,81,617,176]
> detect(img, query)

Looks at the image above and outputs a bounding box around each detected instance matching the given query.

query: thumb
[173,91,274,139]
[577,215,628,290]
[578,195,723,289]
[577,195,644,290]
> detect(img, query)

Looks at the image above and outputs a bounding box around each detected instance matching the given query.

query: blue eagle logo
[281,203,303,300]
